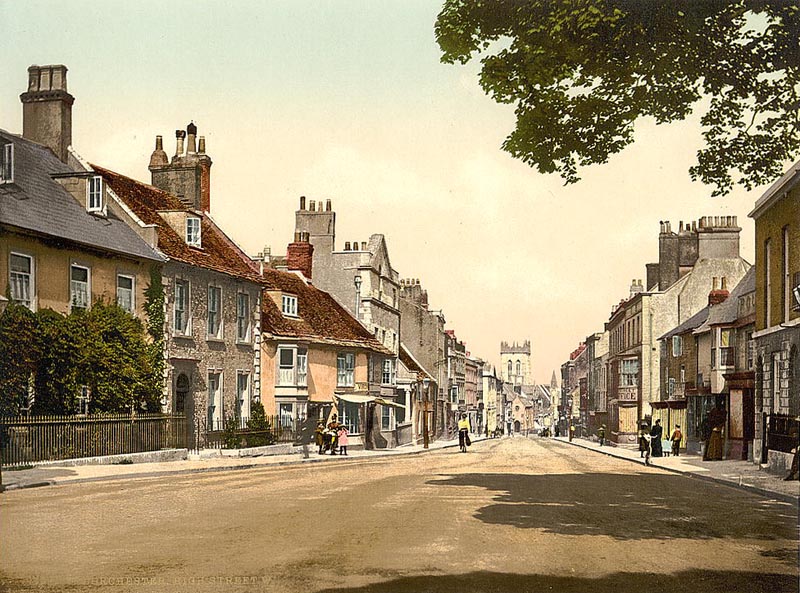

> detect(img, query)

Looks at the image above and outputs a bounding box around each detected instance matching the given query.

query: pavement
[557,435,799,503]
[2,434,798,503]
[0,436,471,492]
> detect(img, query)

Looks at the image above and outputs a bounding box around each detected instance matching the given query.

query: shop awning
[375,398,405,409]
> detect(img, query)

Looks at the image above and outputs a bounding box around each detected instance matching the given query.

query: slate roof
[92,165,262,283]
[660,306,711,341]
[0,130,163,262]
[697,267,756,332]
[260,266,392,355]
[399,344,435,380]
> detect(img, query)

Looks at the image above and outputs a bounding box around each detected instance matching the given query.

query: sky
[1,1,767,383]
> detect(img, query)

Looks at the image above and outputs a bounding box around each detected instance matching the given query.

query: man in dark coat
[650,419,664,457]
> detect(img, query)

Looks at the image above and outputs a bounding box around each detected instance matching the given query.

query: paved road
[1,438,797,593]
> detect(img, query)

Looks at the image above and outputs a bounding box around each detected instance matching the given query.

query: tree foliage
[0,302,161,416]
[436,0,800,195]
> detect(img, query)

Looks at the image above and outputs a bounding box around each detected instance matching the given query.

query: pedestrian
[337,425,349,456]
[638,423,650,458]
[458,413,471,452]
[327,414,341,455]
[569,423,575,442]
[650,419,663,457]
[597,424,606,447]
[703,405,725,461]
[315,421,325,455]
[670,424,683,457]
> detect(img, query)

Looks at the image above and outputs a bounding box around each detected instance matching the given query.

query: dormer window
[87,176,103,212]
[186,217,201,247]
[281,294,298,317]
[1,143,14,183]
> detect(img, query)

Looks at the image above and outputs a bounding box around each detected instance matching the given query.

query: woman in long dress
[650,419,664,457]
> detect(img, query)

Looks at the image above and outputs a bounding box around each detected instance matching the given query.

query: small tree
[246,401,275,447]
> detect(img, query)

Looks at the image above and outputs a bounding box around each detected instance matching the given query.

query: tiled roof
[399,344,435,380]
[260,267,392,355]
[92,165,262,283]
[0,130,163,262]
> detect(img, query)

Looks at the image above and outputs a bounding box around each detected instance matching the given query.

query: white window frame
[382,358,394,385]
[236,371,250,423]
[9,252,34,310]
[1,143,14,183]
[207,285,222,339]
[87,176,103,212]
[236,292,251,342]
[70,264,90,310]
[783,226,790,322]
[278,347,296,386]
[381,404,392,431]
[296,348,308,386]
[620,358,638,387]
[278,402,295,429]
[337,352,355,387]
[116,274,135,313]
[174,279,190,335]
[186,217,201,247]
[672,335,682,357]
[281,294,298,317]
[207,371,223,431]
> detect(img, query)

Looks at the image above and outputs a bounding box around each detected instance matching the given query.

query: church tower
[500,340,532,386]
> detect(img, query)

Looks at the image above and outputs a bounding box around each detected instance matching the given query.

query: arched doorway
[514,420,521,433]
[175,373,190,415]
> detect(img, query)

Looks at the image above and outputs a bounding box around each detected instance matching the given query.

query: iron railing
[197,415,299,450]
[767,414,800,454]
[0,413,188,467]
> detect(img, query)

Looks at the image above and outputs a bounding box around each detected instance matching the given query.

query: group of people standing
[638,419,683,461]
[315,415,349,456]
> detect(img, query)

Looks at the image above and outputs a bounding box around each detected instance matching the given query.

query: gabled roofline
[749,159,800,219]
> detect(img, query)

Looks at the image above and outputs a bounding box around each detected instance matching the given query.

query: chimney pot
[175,130,185,157]
[300,196,306,210]
[344,242,351,251]
[326,199,332,211]
[353,240,358,250]
[198,136,206,154]
[186,122,197,154]
[294,231,301,242]
[318,201,323,212]
[712,277,718,291]
[721,276,727,290]
[309,200,316,211]
[361,242,367,250]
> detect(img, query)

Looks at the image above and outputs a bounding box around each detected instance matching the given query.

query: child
[337,426,349,456]
[670,424,683,457]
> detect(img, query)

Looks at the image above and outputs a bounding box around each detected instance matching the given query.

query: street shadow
[425,472,796,541]
[314,569,798,593]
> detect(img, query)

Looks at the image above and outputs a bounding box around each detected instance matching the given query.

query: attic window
[1,143,14,183]
[281,294,298,317]
[186,217,201,247]
[87,176,103,212]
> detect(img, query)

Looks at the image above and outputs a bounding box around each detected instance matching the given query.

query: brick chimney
[20,64,74,163]
[287,231,314,280]
[708,276,730,306]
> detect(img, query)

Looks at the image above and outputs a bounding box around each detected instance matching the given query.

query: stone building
[292,197,401,412]
[465,354,480,433]
[398,277,446,443]
[585,331,609,435]
[482,363,502,435]
[445,329,467,433]
[606,217,750,444]
[749,160,800,474]
[257,251,394,449]
[95,127,263,444]
[560,343,586,435]
[1,66,164,331]
[501,340,532,386]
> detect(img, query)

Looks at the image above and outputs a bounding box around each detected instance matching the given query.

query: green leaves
[0,301,162,416]
[435,0,800,194]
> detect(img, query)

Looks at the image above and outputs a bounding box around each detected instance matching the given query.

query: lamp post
[422,377,430,449]
[0,295,7,492]
[353,275,362,320]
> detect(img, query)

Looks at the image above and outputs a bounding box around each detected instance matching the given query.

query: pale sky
[1,1,762,383]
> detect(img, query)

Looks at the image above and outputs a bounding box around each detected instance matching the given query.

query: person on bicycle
[458,413,471,453]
